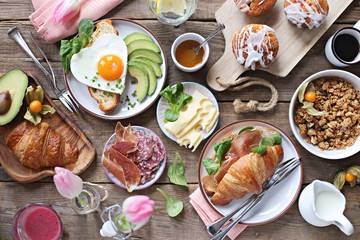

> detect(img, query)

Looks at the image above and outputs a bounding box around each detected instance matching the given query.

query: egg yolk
[97,55,124,81]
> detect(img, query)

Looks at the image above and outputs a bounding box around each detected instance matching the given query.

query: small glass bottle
[70,182,108,215]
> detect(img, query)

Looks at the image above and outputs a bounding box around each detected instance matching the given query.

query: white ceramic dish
[65,19,167,120]
[289,69,360,160]
[156,82,219,143]
[101,126,166,190]
[171,33,210,72]
[198,120,303,225]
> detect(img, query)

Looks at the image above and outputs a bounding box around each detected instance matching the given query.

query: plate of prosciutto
[102,122,166,191]
[198,120,303,225]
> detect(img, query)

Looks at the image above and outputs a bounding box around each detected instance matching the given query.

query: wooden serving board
[0,72,96,183]
[206,0,354,91]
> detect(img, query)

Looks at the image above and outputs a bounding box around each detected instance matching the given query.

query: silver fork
[7,26,79,114]
[209,157,301,240]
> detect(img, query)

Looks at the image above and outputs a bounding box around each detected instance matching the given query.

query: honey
[175,40,204,68]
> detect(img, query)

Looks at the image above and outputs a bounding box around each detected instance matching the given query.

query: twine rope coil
[217,76,278,113]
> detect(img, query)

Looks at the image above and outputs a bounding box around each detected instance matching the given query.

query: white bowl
[289,69,360,160]
[171,32,210,72]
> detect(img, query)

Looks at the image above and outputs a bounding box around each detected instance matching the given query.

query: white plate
[156,82,219,142]
[101,126,166,190]
[65,19,167,120]
[198,120,303,225]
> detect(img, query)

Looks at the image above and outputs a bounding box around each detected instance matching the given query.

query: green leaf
[214,139,232,162]
[59,40,71,57]
[160,83,192,122]
[78,18,95,36]
[251,137,274,154]
[202,157,220,175]
[270,133,282,145]
[157,188,183,217]
[114,213,132,233]
[238,126,254,135]
[168,152,188,187]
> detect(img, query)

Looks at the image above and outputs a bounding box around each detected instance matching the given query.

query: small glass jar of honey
[171,33,210,72]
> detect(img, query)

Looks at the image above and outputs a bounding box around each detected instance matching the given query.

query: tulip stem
[76,194,88,207]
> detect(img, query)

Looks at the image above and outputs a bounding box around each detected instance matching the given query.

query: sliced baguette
[88,87,120,113]
[87,19,121,113]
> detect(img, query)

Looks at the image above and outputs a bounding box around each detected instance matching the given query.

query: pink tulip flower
[122,195,155,226]
[53,167,83,199]
[53,0,81,24]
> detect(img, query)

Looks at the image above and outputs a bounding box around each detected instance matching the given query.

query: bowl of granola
[289,69,360,159]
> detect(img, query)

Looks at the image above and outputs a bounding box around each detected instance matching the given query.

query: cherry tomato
[29,100,42,113]
[345,172,356,183]
[304,91,316,103]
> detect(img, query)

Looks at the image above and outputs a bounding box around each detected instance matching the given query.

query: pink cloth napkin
[189,188,247,240]
[29,0,124,43]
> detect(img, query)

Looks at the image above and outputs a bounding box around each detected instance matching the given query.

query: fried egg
[70,34,128,94]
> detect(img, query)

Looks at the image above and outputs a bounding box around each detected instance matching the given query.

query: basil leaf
[168,152,188,187]
[251,137,274,154]
[59,40,71,57]
[214,139,232,161]
[202,158,220,175]
[271,133,282,145]
[78,18,95,36]
[238,126,254,135]
[157,188,183,217]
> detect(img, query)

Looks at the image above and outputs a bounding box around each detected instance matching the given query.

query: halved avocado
[127,39,160,55]
[128,63,149,102]
[124,32,152,45]
[130,59,157,96]
[0,69,28,126]
[131,57,163,78]
[129,49,163,64]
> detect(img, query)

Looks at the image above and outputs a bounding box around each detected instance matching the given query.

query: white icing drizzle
[234,0,252,12]
[284,0,328,29]
[233,25,276,70]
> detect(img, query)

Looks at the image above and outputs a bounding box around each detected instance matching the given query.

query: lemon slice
[155,0,187,16]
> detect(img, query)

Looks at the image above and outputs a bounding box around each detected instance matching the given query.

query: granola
[294,77,360,150]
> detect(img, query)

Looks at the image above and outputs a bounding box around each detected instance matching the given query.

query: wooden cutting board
[206,0,354,91]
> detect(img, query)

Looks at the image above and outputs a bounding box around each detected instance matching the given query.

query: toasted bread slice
[88,87,120,113]
[87,19,118,47]
[87,19,121,113]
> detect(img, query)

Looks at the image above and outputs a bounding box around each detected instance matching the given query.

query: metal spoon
[193,23,225,55]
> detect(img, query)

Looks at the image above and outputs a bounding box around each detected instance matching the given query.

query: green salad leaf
[168,152,188,187]
[270,133,282,145]
[252,137,275,154]
[160,83,192,122]
[202,138,232,175]
[202,157,220,175]
[238,126,254,135]
[60,18,94,74]
[157,188,183,217]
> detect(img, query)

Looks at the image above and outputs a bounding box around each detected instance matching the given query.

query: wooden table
[0,1,359,239]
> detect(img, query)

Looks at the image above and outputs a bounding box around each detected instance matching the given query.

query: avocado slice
[127,39,160,55]
[131,57,163,78]
[128,63,149,102]
[0,69,28,125]
[124,32,152,45]
[129,49,163,64]
[130,59,157,96]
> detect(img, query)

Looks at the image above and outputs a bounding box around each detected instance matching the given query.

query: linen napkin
[29,0,124,43]
[189,188,247,240]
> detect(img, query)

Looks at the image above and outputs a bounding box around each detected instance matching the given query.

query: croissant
[6,121,78,170]
[211,145,283,205]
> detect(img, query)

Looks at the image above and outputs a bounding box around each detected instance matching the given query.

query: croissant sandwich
[211,145,283,205]
[6,121,78,170]
[201,127,284,205]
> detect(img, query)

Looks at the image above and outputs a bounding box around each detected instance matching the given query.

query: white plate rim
[65,18,167,120]
[156,81,220,143]
[101,125,166,190]
[197,119,303,226]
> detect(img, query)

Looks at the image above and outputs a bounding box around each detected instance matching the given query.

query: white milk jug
[298,180,354,236]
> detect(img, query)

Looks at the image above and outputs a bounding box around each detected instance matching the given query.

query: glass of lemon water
[149,0,198,26]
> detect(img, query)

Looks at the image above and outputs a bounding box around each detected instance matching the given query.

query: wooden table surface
[1,1,359,239]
